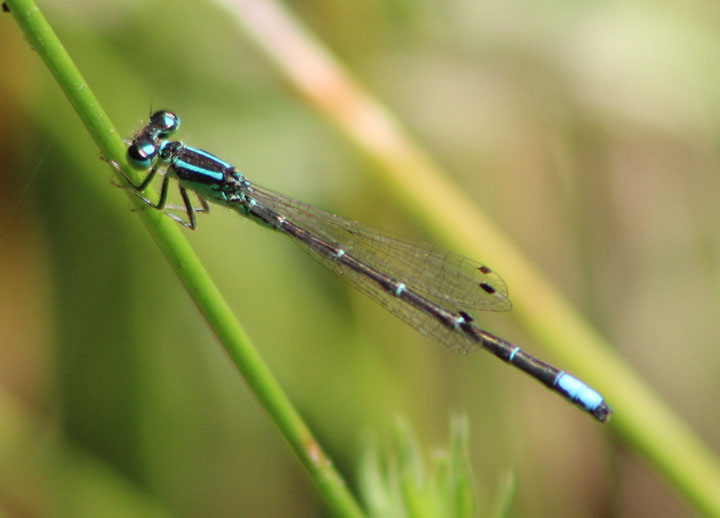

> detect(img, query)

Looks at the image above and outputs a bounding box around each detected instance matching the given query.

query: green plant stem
[212,0,720,515]
[5,1,364,516]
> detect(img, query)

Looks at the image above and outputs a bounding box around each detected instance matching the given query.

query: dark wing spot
[458,310,474,323]
[478,265,492,274]
[479,283,496,294]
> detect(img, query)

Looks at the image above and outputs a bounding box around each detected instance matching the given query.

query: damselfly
[116,110,612,422]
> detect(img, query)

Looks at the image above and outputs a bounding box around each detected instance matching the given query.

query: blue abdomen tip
[555,373,604,412]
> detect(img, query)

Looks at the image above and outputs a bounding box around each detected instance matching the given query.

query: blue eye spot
[127,139,157,169]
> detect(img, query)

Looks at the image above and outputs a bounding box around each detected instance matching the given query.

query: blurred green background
[2,0,719,516]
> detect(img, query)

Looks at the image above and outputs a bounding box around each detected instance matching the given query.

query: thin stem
[5,1,364,516]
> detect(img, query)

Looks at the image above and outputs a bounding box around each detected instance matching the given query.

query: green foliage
[360,416,475,518]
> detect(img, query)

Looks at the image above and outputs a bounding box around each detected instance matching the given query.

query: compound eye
[150,110,180,137]
[127,138,158,169]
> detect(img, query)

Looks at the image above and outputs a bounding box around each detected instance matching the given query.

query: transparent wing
[250,183,512,314]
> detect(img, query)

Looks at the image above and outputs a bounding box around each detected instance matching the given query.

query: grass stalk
[5,0,364,515]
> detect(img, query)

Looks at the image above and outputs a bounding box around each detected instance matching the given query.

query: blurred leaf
[359,415,499,518]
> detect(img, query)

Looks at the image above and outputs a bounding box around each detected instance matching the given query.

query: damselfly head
[127,111,180,169]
